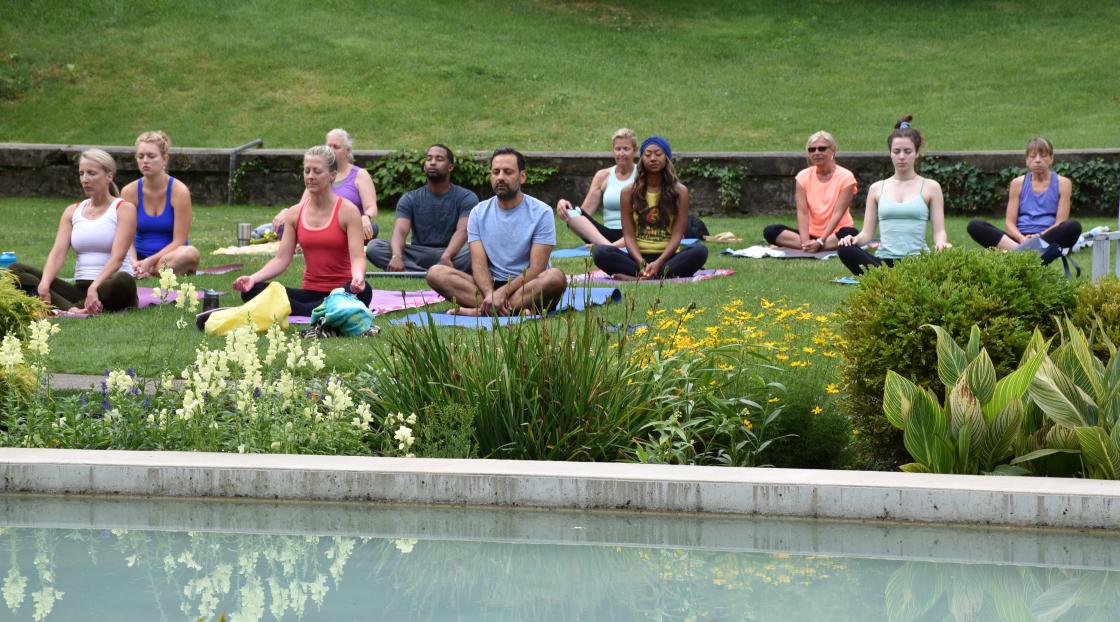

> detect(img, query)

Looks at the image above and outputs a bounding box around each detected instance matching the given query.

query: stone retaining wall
[2,143,1117,215]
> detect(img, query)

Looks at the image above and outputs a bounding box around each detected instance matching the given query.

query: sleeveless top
[1017,171,1059,235]
[135,176,184,259]
[72,198,134,280]
[332,165,363,210]
[297,196,351,292]
[634,191,675,255]
[876,179,929,259]
[601,165,636,230]
[795,165,857,237]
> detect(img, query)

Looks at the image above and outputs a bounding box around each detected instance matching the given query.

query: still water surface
[1,495,1118,621]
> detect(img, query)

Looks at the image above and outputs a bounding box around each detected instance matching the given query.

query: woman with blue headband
[591,136,708,279]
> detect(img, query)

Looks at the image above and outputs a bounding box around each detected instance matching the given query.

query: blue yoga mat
[550,238,699,259]
[390,287,622,330]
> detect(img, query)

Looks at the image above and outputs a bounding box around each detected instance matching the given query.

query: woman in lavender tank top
[271,128,380,240]
[966,137,1080,251]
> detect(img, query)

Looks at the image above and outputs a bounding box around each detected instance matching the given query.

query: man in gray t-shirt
[427,148,566,316]
[366,144,478,273]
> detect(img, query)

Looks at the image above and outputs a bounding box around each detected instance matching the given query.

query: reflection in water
[1,528,1119,620]
[0,497,1119,620]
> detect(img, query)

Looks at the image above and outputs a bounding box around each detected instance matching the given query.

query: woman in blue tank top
[966,137,1080,251]
[837,116,949,276]
[554,128,637,246]
[121,131,200,277]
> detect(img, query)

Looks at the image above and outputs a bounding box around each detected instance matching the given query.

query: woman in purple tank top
[966,137,1079,251]
[271,128,379,240]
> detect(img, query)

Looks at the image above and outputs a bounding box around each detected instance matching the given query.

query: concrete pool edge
[2,448,1119,529]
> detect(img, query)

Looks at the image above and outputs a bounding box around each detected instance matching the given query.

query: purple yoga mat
[287,289,445,324]
[56,287,211,318]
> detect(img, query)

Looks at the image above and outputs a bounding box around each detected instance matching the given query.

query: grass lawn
[2,197,1113,376]
[1,1,1116,151]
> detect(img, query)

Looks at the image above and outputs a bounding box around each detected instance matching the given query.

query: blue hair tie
[640,135,672,160]
[899,121,911,129]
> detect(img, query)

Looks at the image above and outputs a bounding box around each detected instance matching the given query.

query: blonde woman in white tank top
[8,149,138,313]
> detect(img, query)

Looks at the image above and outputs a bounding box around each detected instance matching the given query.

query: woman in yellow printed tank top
[591,136,708,280]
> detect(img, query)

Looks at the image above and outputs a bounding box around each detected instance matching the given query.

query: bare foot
[610,273,640,281]
[447,307,481,316]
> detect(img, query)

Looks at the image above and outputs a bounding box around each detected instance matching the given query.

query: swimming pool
[2,494,1118,620]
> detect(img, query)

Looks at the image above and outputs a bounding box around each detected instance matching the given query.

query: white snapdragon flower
[306,341,326,371]
[155,267,178,303]
[394,424,414,451]
[104,369,135,394]
[27,319,60,357]
[351,403,373,429]
[174,281,199,312]
[322,377,353,420]
[0,334,24,370]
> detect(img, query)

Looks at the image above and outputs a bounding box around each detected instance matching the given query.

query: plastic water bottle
[0,252,16,269]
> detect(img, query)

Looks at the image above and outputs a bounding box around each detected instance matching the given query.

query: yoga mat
[568,268,734,286]
[57,287,210,318]
[365,270,428,278]
[551,238,699,259]
[831,276,860,285]
[722,246,837,260]
[390,286,622,330]
[287,288,445,324]
[196,263,245,275]
[213,242,301,256]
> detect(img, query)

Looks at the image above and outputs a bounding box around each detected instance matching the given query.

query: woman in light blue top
[555,128,637,246]
[838,115,949,276]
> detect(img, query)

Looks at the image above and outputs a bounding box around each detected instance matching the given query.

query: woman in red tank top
[232,145,371,316]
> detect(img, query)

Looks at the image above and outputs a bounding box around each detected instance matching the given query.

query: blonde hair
[79,148,120,197]
[326,128,354,162]
[805,131,836,151]
[135,130,171,157]
[304,145,338,173]
[611,127,638,147]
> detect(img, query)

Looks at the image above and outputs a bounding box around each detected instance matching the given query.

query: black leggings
[9,262,137,311]
[836,247,898,277]
[241,280,373,316]
[591,243,709,278]
[763,224,859,245]
[967,219,1082,249]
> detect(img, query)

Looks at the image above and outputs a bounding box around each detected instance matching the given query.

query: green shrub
[1072,276,1120,354]
[0,271,48,340]
[840,248,1076,469]
[414,402,478,459]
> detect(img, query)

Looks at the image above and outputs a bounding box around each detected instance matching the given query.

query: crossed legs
[426,265,567,316]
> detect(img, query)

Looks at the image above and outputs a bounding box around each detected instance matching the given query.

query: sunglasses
[807,146,831,153]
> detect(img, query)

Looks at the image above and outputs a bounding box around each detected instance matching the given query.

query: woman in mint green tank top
[555,128,637,246]
[837,116,949,276]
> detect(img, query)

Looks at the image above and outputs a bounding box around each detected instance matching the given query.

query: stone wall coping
[3,448,1120,529]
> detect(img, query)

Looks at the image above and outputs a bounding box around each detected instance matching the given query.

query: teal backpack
[309,288,375,336]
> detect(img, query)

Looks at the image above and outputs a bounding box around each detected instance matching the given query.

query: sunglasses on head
[807,146,831,153]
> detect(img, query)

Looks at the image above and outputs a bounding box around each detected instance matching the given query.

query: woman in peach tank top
[762,131,858,252]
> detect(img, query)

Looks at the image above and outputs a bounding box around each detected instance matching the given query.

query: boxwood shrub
[839,248,1076,469]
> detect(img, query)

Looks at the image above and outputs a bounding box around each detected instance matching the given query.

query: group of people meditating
[761,117,1080,275]
[7,118,1081,320]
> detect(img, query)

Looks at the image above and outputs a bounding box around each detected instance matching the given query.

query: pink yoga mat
[287,289,444,324]
[57,287,210,318]
[568,268,734,285]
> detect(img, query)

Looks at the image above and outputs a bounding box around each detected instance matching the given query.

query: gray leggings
[9,262,137,311]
